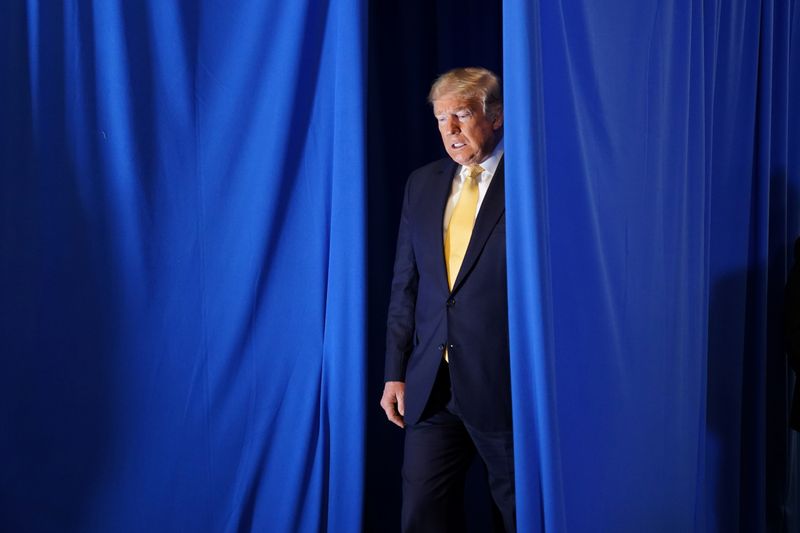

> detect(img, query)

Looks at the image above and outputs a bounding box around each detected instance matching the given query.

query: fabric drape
[3,0,800,531]
[0,1,365,532]
[504,0,800,531]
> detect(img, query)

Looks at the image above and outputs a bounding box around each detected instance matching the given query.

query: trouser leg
[465,423,516,533]
[401,408,475,533]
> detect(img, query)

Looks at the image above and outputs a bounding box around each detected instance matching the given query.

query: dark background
[365,1,503,530]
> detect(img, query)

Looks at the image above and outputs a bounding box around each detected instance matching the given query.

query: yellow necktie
[443,165,482,363]
[445,165,483,290]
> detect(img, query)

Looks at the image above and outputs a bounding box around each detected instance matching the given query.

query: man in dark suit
[380,67,514,532]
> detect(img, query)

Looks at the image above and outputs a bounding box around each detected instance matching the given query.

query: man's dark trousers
[401,361,515,533]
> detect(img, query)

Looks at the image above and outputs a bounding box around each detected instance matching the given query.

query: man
[380,67,515,532]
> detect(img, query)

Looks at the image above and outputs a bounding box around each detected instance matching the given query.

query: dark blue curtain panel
[504,0,800,532]
[0,1,365,532]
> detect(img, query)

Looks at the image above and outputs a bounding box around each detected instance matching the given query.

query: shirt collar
[459,137,504,181]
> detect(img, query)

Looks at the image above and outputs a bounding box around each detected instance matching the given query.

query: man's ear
[492,111,504,130]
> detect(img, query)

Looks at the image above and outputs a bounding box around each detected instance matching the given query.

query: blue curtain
[505,0,800,532]
[0,1,365,532]
[4,0,799,531]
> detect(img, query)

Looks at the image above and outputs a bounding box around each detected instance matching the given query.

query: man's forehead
[433,95,479,114]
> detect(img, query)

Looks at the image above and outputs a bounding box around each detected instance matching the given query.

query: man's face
[433,94,503,166]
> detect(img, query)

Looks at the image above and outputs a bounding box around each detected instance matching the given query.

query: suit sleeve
[384,175,419,382]
[786,238,800,374]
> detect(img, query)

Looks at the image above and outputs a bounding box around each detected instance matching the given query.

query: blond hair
[428,67,503,120]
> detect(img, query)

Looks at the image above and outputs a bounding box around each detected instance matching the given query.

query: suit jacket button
[448,344,455,351]
[437,344,445,351]
[446,298,456,307]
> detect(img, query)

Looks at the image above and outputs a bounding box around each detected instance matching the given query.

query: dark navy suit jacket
[384,156,512,432]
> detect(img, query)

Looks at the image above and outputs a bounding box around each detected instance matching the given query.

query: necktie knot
[465,165,484,181]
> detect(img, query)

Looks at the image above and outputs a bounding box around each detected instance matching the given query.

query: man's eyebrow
[435,107,473,115]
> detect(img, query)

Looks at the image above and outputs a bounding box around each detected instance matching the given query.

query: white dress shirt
[442,138,504,234]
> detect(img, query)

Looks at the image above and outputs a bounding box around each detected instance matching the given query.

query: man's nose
[445,117,460,134]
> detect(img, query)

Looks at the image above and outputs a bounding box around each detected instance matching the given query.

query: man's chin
[446,151,476,166]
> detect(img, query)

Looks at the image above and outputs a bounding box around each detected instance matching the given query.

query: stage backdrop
[0,1,365,532]
[2,1,800,532]
[504,0,800,532]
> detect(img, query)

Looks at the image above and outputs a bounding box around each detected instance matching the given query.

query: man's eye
[457,113,472,120]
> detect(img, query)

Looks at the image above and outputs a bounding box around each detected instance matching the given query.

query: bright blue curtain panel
[504,0,800,532]
[0,1,365,532]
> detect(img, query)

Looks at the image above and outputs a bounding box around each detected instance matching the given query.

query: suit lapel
[419,159,458,293]
[451,157,505,293]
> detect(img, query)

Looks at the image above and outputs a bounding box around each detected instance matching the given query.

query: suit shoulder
[409,157,453,179]
[406,157,455,189]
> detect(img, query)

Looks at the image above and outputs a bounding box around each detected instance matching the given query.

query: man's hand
[380,381,406,428]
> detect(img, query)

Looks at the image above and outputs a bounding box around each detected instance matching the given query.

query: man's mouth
[451,142,466,149]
